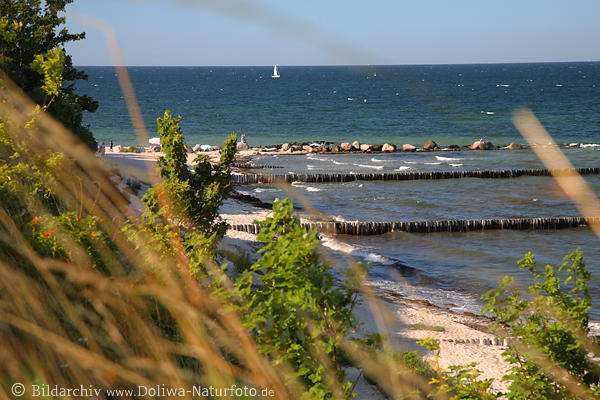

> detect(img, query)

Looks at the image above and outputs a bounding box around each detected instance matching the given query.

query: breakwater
[230,216,599,236]
[232,167,600,185]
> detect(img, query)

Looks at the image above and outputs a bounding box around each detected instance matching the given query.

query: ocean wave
[306,155,328,161]
[366,280,483,315]
[580,143,600,148]
[305,186,321,192]
[332,160,348,165]
[397,166,412,171]
[371,157,395,163]
[423,162,442,165]
[435,156,463,161]
[356,164,384,170]
[253,188,277,193]
[319,235,395,265]
[449,163,464,167]
[496,84,511,87]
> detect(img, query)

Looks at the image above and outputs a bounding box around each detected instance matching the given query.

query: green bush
[482,250,600,399]
[234,198,368,399]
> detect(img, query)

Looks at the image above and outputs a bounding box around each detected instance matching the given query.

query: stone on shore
[382,143,397,153]
[185,145,194,153]
[471,140,495,150]
[423,140,439,150]
[371,144,382,152]
[331,145,340,153]
[237,142,249,151]
[303,144,316,153]
[506,142,522,150]
[352,140,361,151]
[213,145,221,151]
[340,142,353,152]
[401,143,417,152]
[281,143,290,151]
[319,145,329,153]
[360,143,372,152]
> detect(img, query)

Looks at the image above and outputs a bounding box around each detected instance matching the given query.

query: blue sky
[65,0,600,66]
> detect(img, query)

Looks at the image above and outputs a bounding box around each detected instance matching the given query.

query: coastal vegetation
[1,2,600,399]
[0,0,98,149]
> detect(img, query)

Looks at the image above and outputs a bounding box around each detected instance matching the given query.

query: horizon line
[73,60,600,68]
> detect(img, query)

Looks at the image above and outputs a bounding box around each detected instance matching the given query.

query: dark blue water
[77,63,600,147]
[76,63,600,322]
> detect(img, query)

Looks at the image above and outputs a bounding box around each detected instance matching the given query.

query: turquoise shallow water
[75,63,600,317]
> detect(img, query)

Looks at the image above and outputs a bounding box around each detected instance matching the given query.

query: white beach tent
[149,137,161,145]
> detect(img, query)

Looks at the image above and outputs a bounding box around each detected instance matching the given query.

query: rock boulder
[470,140,495,150]
[401,143,417,152]
[340,142,353,152]
[423,140,439,151]
[506,142,522,150]
[352,141,361,151]
[237,142,250,151]
[360,144,372,152]
[382,143,397,153]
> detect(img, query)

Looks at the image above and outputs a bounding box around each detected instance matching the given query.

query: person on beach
[99,141,106,156]
[241,134,247,144]
[109,140,113,152]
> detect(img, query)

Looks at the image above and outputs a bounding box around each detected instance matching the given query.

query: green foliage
[145,110,237,240]
[135,110,237,276]
[26,212,118,275]
[30,47,64,100]
[482,250,600,399]
[0,0,98,149]
[234,198,368,399]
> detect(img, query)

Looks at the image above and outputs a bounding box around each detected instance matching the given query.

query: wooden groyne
[230,216,600,236]
[232,167,600,185]
[232,163,283,169]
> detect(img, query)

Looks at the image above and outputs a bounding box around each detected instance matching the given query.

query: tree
[0,0,98,149]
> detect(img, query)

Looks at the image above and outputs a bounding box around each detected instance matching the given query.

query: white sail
[272,65,280,78]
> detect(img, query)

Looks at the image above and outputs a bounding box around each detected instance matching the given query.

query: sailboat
[272,65,280,78]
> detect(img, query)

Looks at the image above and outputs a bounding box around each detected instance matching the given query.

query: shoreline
[105,145,598,396]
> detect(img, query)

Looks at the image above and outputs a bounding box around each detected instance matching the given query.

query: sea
[76,63,600,321]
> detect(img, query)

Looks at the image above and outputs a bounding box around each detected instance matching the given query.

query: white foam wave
[397,166,412,171]
[555,84,563,87]
[435,156,463,161]
[319,236,395,265]
[423,162,442,165]
[332,160,348,165]
[371,158,394,163]
[356,164,384,170]
[291,181,303,187]
[305,186,321,192]
[306,155,327,161]
[496,84,511,87]
[253,188,277,193]
[580,143,600,148]
[366,280,483,315]
[449,163,463,167]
